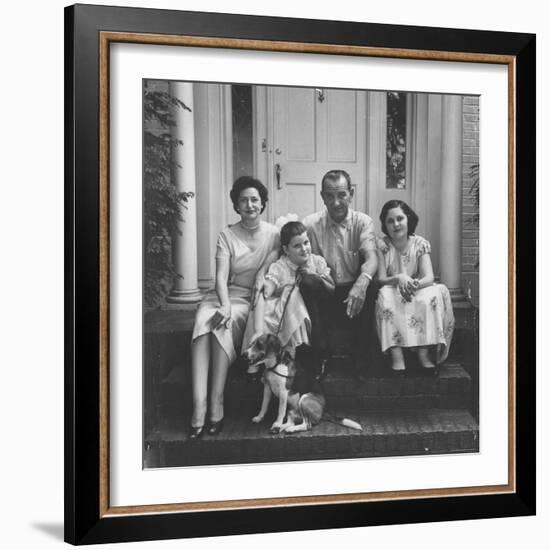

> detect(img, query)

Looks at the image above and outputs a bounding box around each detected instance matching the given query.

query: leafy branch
[144,86,194,307]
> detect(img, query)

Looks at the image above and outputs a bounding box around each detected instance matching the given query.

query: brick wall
[462,96,480,305]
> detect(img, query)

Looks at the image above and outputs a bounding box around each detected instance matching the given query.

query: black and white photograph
[143,80,480,469]
[0,0,537,547]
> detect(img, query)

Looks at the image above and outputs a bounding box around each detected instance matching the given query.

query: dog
[242,334,362,434]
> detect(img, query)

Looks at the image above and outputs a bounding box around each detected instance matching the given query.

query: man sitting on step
[303,169,378,378]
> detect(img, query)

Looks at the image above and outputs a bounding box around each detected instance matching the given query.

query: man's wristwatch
[359,272,373,283]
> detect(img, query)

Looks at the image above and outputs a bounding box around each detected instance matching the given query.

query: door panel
[254,87,441,275]
[270,86,366,221]
[286,88,317,161]
[326,89,357,162]
[285,182,320,221]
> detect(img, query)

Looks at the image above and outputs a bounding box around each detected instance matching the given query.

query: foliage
[386,92,407,189]
[143,86,194,307]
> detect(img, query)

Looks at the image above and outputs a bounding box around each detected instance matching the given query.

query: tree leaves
[143,83,194,307]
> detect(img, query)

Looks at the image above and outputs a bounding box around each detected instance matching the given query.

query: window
[231,85,253,179]
[386,92,407,189]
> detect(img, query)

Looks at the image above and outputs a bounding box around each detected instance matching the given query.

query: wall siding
[461,96,479,305]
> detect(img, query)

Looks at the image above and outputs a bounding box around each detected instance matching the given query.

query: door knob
[275,163,282,190]
[275,148,282,155]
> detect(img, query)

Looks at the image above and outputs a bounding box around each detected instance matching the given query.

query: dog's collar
[265,358,294,379]
[266,365,294,379]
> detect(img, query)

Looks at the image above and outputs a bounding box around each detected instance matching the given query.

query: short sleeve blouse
[376,234,431,278]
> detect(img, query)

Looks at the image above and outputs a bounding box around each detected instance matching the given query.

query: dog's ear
[266,333,282,351]
[280,349,293,365]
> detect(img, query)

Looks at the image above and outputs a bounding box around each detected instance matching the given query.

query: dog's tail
[322,414,363,431]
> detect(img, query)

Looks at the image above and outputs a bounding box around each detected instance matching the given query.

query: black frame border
[65,3,536,545]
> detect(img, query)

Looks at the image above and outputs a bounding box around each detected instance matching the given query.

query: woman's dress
[376,235,455,363]
[191,222,279,363]
[242,254,330,353]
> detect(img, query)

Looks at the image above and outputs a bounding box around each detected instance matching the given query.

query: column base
[166,288,202,305]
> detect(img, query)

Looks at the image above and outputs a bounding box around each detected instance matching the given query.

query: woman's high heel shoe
[188,425,205,440]
[206,418,224,436]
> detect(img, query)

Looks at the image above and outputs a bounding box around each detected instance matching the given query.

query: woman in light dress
[375,200,455,375]
[189,176,279,438]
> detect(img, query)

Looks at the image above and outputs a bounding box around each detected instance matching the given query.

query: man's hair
[321,169,352,192]
[280,221,307,247]
[379,199,419,236]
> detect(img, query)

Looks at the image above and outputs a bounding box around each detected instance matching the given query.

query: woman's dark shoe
[421,365,440,378]
[206,418,224,436]
[188,425,205,440]
[390,368,406,378]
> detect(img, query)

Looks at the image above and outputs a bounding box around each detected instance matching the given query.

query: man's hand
[344,275,369,318]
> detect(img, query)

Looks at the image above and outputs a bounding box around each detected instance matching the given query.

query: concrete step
[159,362,473,414]
[144,408,479,468]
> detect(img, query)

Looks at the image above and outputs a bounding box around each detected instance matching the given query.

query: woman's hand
[252,276,265,309]
[396,274,417,301]
[210,304,232,330]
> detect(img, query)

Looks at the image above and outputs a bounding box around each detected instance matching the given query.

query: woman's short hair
[379,200,419,236]
[229,176,268,214]
[280,221,307,247]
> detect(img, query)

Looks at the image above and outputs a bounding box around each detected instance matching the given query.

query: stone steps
[144,408,479,468]
[159,362,473,414]
[143,305,479,469]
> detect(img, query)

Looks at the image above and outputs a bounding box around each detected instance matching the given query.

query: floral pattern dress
[242,254,331,354]
[375,235,455,363]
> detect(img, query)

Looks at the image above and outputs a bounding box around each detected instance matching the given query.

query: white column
[439,95,464,300]
[166,81,201,305]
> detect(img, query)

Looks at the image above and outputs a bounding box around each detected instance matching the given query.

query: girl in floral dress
[375,200,454,375]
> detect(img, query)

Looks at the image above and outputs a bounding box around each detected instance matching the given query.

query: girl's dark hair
[229,176,268,214]
[280,221,307,247]
[379,200,419,236]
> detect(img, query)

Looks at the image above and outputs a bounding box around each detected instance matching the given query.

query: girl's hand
[396,274,416,302]
[297,265,316,276]
[262,279,276,300]
[211,304,232,329]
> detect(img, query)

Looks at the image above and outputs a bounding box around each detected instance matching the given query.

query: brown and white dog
[242,334,362,434]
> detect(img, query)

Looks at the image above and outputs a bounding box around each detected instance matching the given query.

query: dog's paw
[270,422,282,434]
[283,424,299,433]
[251,415,264,423]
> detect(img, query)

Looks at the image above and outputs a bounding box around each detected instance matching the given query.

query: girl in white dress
[244,221,335,355]
[375,200,455,375]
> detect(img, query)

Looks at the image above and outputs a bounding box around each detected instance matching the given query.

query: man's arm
[343,217,378,318]
[344,249,377,318]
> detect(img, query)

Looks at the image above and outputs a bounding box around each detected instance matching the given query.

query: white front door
[253,87,441,275]
[258,86,367,223]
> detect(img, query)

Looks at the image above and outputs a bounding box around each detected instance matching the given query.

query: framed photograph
[65,3,535,545]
